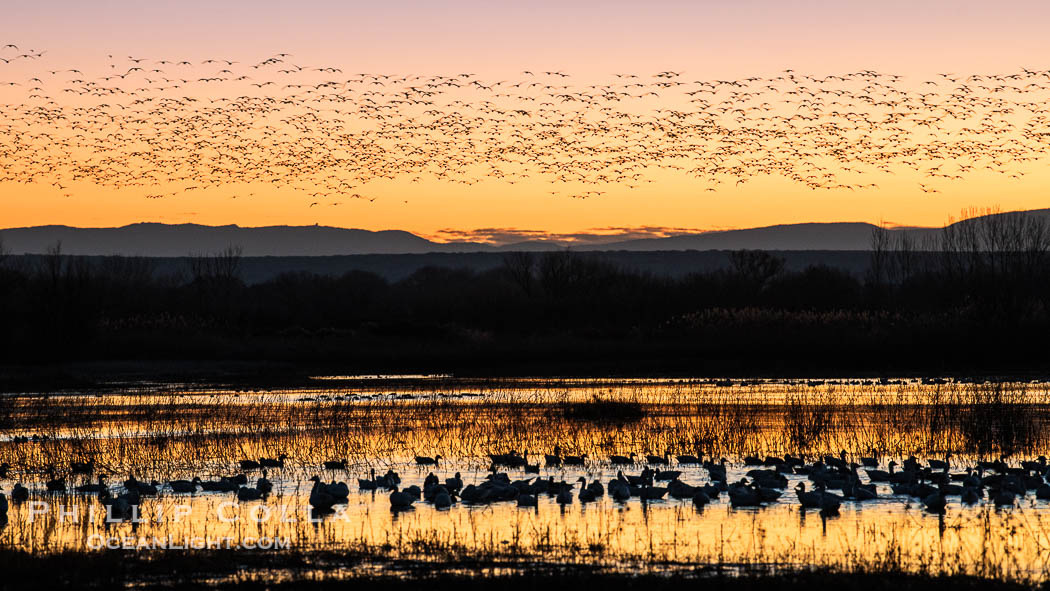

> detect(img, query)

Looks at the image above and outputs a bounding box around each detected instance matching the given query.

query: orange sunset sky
[2,0,1050,242]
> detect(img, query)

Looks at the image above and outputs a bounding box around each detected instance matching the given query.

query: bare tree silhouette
[729,249,784,288]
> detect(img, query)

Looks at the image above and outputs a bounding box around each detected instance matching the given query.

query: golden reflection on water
[2,377,1050,579]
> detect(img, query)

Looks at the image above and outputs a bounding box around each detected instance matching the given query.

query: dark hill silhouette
[0,223,453,256]
[585,222,895,251]
[2,209,1048,256]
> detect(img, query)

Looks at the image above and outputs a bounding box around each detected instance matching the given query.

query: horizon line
[0,206,1042,247]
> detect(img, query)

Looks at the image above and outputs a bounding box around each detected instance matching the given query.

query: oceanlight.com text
[86,535,291,550]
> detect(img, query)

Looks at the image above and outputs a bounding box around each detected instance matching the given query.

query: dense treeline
[1,211,1049,374]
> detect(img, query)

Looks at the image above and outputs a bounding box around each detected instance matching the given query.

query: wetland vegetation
[4,378,1050,589]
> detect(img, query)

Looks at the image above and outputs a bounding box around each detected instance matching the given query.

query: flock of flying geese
[2,44,1050,205]
[3,448,1050,520]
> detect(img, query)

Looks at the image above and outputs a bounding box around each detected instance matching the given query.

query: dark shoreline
[0,548,1038,591]
[3,356,1049,394]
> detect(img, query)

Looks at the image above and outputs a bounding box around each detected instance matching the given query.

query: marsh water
[3,376,1050,580]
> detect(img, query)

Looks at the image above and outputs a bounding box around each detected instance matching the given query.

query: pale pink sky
[9,1,1049,78]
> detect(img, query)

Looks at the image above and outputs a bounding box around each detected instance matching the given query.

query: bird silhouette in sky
[0,43,1048,209]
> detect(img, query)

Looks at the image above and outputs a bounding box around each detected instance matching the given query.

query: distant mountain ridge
[590,222,917,251]
[0,223,447,257]
[2,209,1049,256]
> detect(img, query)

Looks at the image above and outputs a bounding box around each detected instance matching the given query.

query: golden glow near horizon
[2,1,1050,243]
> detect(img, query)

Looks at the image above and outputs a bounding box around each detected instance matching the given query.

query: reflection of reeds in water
[3,379,1050,582]
[4,497,1050,584]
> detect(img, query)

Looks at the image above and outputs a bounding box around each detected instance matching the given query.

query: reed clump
[556,395,646,423]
